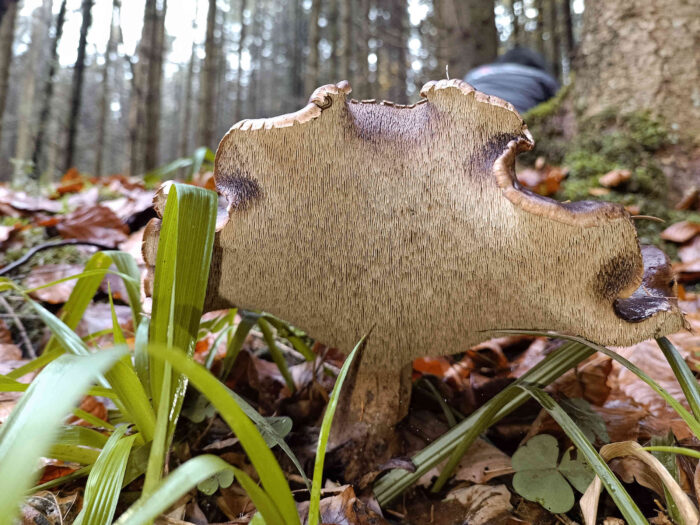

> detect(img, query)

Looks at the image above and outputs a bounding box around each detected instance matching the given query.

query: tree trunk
[234,0,248,122]
[561,0,574,61]
[94,0,121,176]
[575,0,700,139]
[339,0,352,81]
[432,0,498,80]
[305,0,321,94]
[288,0,304,106]
[385,0,408,103]
[533,0,545,55]
[143,0,166,171]
[64,0,94,173]
[0,0,18,152]
[31,0,67,180]
[178,7,198,160]
[547,0,561,81]
[14,0,52,183]
[247,2,262,116]
[508,0,520,46]
[357,0,371,98]
[327,0,339,81]
[198,0,217,149]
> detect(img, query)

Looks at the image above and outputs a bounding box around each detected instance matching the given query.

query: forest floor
[2,163,700,524]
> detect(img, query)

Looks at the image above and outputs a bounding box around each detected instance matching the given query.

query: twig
[0,240,114,276]
[0,295,35,358]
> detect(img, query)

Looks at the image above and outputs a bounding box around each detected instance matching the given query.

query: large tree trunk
[385,0,408,103]
[178,7,198,160]
[198,0,217,149]
[32,0,68,180]
[547,0,561,81]
[339,0,352,81]
[305,0,321,95]
[64,0,94,173]
[13,0,52,184]
[573,0,700,189]
[356,0,371,98]
[432,0,498,80]
[94,0,121,176]
[0,0,18,155]
[143,0,166,171]
[234,0,248,122]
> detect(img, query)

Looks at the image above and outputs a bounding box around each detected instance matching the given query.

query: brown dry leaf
[678,235,700,263]
[660,220,700,243]
[298,485,389,525]
[24,264,84,304]
[56,206,129,247]
[599,169,631,188]
[588,187,611,196]
[101,188,154,222]
[65,186,99,209]
[443,484,514,524]
[118,226,146,264]
[19,490,81,525]
[0,186,62,213]
[418,438,512,487]
[672,259,700,283]
[0,343,21,360]
[553,354,612,406]
[67,395,108,426]
[75,303,133,341]
[595,400,645,442]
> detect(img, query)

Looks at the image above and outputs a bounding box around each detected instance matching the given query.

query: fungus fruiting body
[144,79,686,460]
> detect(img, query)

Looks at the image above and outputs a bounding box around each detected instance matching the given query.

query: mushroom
[143,79,686,463]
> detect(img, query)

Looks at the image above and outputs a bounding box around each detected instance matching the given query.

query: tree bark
[288,0,304,107]
[561,0,574,61]
[233,0,248,123]
[178,5,198,159]
[357,0,371,98]
[94,0,121,176]
[547,0,561,81]
[327,0,339,81]
[305,0,321,94]
[198,0,217,149]
[143,0,166,171]
[14,0,52,183]
[31,0,68,180]
[64,0,94,173]
[432,0,498,80]
[574,0,700,139]
[385,0,408,103]
[339,0,352,81]
[0,0,18,152]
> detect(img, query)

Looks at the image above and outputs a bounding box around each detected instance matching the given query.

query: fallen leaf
[589,187,611,196]
[67,395,108,426]
[0,186,62,213]
[18,490,81,525]
[56,206,129,247]
[24,264,84,304]
[298,485,389,525]
[444,484,514,524]
[75,303,133,341]
[599,169,631,188]
[661,221,700,243]
[678,236,700,263]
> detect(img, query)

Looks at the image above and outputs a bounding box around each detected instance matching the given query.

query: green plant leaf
[559,447,595,493]
[374,342,594,506]
[308,335,365,525]
[0,349,125,521]
[560,398,610,444]
[104,251,143,326]
[512,435,575,514]
[146,344,300,525]
[258,317,295,393]
[197,468,234,496]
[74,425,135,525]
[520,386,647,525]
[220,315,256,380]
[657,336,700,421]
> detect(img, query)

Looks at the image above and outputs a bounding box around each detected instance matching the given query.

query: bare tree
[144,0,166,170]
[14,0,52,183]
[32,0,67,180]
[234,0,248,122]
[0,0,18,28]
[305,0,321,94]
[198,0,217,149]
[178,3,198,159]
[64,0,94,172]
[547,0,561,80]
[94,0,121,176]
[339,0,352,81]
[0,0,18,151]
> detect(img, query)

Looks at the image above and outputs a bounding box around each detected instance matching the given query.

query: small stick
[630,215,666,223]
[0,240,113,276]
[0,295,35,358]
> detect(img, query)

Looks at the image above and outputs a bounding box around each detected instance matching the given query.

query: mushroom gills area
[614,245,678,322]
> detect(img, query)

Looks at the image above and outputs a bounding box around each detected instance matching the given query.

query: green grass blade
[104,251,143,326]
[147,344,300,525]
[643,446,700,459]
[115,456,245,525]
[55,426,109,448]
[520,385,647,524]
[308,336,365,525]
[261,315,315,361]
[220,315,256,380]
[48,444,101,464]
[44,252,113,354]
[143,363,172,495]
[374,342,594,506]
[134,317,150,397]
[0,348,125,521]
[6,348,64,379]
[495,330,700,437]
[71,408,115,429]
[656,336,700,421]
[258,317,295,393]
[233,466,285,525]
[75,426,135,525]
